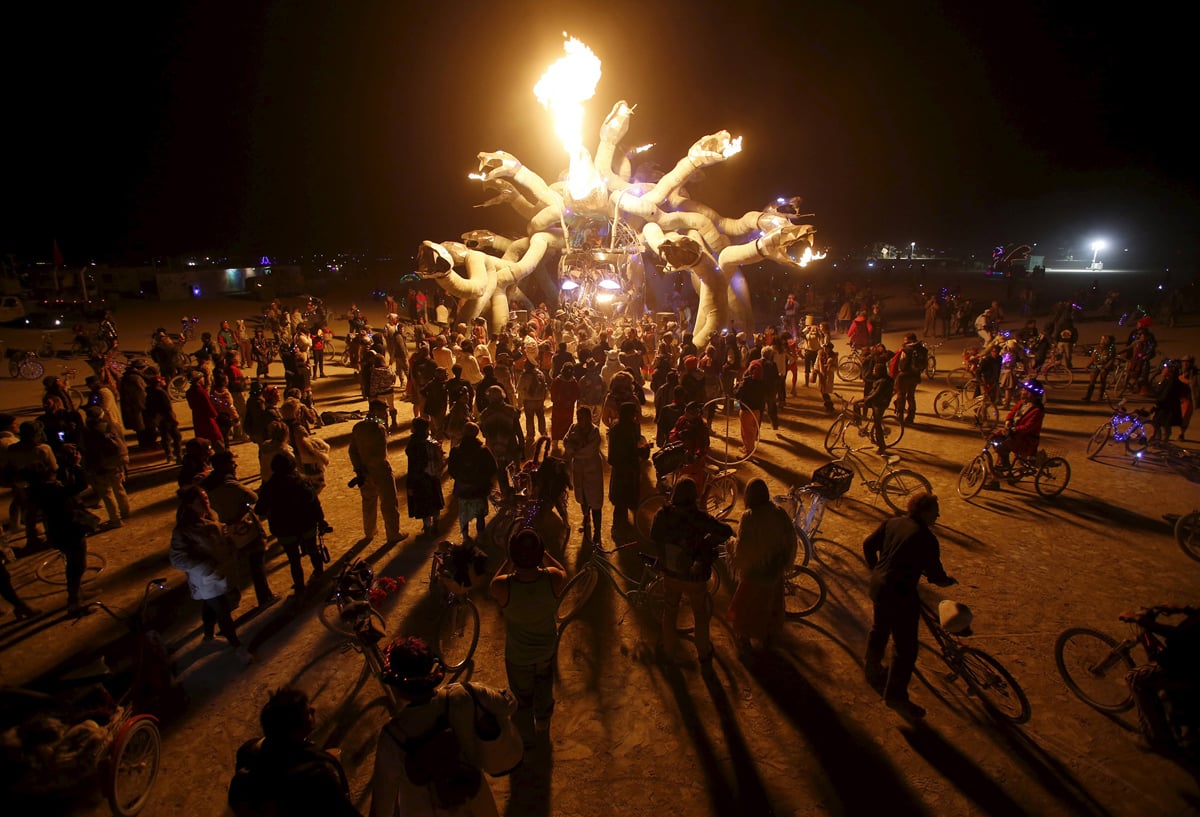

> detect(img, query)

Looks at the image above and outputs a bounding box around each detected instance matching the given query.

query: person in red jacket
[987,378,1045,487]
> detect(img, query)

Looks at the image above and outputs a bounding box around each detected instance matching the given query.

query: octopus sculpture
[416,99,820,347]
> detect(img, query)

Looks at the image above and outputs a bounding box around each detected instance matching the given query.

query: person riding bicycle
[1122,605,1200,751]
[986,379,1045,487]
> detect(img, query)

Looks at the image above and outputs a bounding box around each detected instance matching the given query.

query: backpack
[390,694,482,810]
[909,343,930,375]
[579,371,605,405]
[524,369,548,401]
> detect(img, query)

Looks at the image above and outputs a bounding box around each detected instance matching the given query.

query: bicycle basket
[652,442,690,478]
[812,462,853,498]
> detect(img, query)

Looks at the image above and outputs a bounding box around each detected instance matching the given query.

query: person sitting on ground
[986,379,1045,487]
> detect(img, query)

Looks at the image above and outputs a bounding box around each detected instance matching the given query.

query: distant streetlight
[1090,239,1106,270]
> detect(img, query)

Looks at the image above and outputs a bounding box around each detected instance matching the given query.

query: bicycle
[486,439,570,555]
[319,560,401,708]
[554,539,719,629]
[1085,402,1154,459]
[957,430,1071,499]
[5,345,45,380]
[1,579,168,816]
[1165,510,1199,562]
[57,365,89,409]
[922,341,941,381]
[919,597,1031,723]
[814,445,932,516]
[428,546,481,672]
[932,380,1000,429]
[1055,606,1199,748]
[823,393,904,453]
[836,345,868,382]
[1028,348,1073,388]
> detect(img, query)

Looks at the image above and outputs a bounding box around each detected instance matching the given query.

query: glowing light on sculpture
[416,35,823,346]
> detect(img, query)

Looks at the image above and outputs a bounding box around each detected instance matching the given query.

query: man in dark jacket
[255,453,328,594]
[229,686,360,817]
[446,422,498,541]
[862,493,956,719]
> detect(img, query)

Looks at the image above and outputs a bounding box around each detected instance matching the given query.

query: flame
[723,137,743,158]
[535,35,604,201]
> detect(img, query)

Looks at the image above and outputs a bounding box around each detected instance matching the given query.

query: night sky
[3,1,1195,267]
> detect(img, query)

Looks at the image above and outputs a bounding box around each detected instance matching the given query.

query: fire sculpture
[415,36,823,347]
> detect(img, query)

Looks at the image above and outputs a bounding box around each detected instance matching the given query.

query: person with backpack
[229,686,360,817]
[79,405,131,530]
[372,636,512,816]
[890,333,926,426]
[517,361,549,443]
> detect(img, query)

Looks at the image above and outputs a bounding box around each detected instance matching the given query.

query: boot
[581,514,592,547]
[389,408,400,432]
[591,508,602,545]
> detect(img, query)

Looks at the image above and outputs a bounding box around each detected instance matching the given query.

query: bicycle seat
[882,453,901,466]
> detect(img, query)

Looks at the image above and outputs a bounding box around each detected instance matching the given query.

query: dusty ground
[2,271,1198,817]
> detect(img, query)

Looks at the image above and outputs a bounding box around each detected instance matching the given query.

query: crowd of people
[1,275,1197,814]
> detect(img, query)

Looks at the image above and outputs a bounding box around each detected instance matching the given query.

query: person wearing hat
[349,401,407,546]
[986,379,1046,487]
[119,360,152,449]
[371,636,512,816]
[974,307,995,345]
[86,373,127,446]
[489,530,566,734]
[863,492,956,719]
[42,373,78,413]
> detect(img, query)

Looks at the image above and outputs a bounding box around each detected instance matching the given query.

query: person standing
[478,386,524,498]
[29,445,89,614]
[186,372,225,450]
[862,492,956,719]
[405,417,444,536]
[203,451,278,608]
[606,401,644,530]
[517,360,549,443]
[562,406,604,547]
[923,293,940,338]
[650,478,733,664]
[170,485,254,664]
[79,405,131,530]
[349,401,407,545]
[255,452,328,595]
[726,478,797,653]
[489,530,566,735]
[890,332,923,425]
[446,422,497,543]
[548,363,579,450]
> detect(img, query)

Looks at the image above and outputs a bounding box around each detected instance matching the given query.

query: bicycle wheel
[1034,457,1071,498]
[68,387,86,409]
[1125,421,1154,454]
[704,474,738,520]
[167,374,188,402]
[436,597,480,671]
[1085,423,1110,460]
[7,358,17,377]
[703,396,758,465]
[556,566,599,627]
[782,565,827,617]
[871,415,904,449]
[879,469,932,514]
[36,550,106,585]
[925,353,937,380]
[1042,362,1073,388]
[106,717,161,817]
[18,358,44,380]
[1174,511,1200,562]
[836,357,862,382]
[1054,627,1135,712]
[958,647,1032,724]
[635,493,667,542]
[946,367,972,389]
[823,415,849,454]
[318,601,385,638]
[957,454,988,499]
[933,390,960,419]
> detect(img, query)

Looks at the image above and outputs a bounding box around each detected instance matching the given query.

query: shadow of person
[748,648,931,816]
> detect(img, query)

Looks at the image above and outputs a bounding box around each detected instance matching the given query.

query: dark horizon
[3,2,1196,270]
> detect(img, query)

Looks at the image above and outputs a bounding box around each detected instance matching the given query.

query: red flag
[52,240,64,267]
